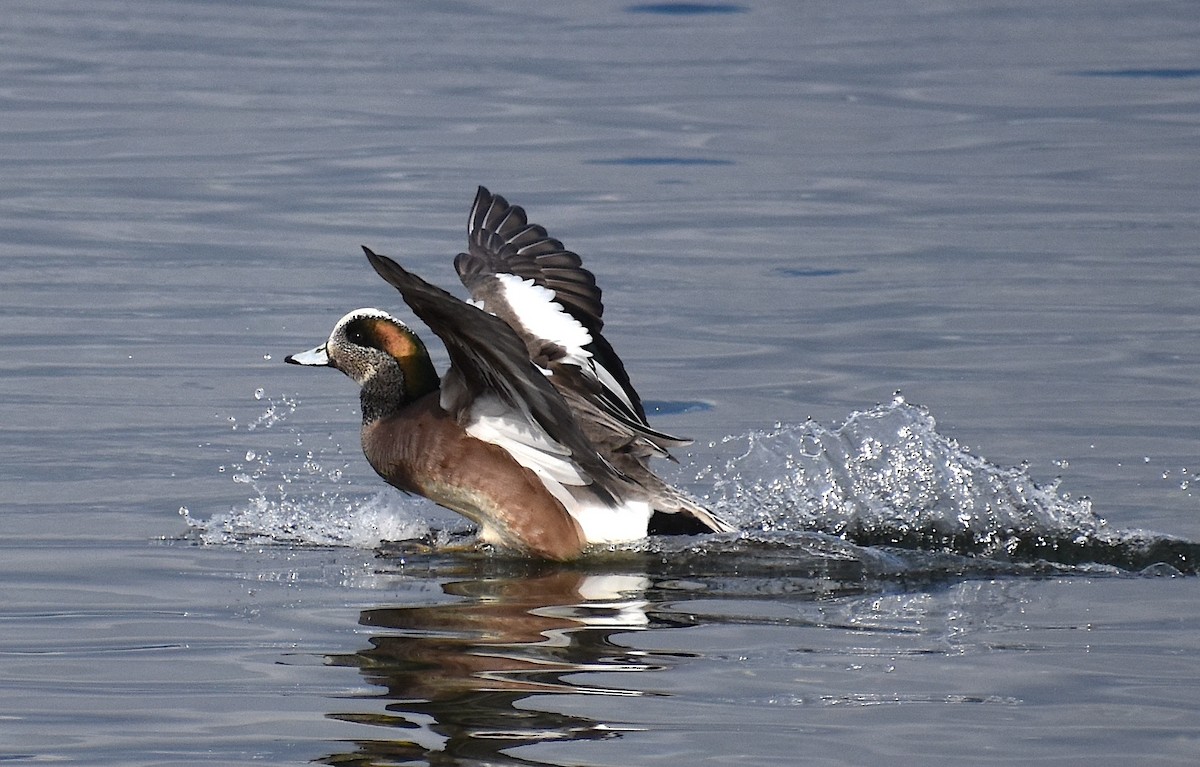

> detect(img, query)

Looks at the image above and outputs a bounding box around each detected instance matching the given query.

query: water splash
[695,397,1099,547]
[685,397,1197,573]
[229,388,297,432]
[183,489,432,548]
[183,389,440,548]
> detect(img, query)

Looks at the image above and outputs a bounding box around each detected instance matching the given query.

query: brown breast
[360,392,587,560]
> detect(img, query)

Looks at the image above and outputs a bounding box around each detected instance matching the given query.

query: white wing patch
[463,393,652,544]
[491,274,645,424]
[496,273,593,368]
[464,394,587,509]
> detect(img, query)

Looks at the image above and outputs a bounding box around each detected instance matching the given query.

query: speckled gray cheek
[328,341,407,423]
[328,342,377,386]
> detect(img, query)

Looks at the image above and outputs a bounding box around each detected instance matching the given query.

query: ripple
[626,3,748,15]
[1072,68,1200,79]
[585,156,734,166]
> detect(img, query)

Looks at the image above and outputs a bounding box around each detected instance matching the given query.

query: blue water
[3,1,1200,764]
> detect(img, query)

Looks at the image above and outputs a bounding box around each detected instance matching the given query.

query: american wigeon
[286,187,734,559]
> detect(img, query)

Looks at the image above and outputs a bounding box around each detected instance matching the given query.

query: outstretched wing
[461,185,606,333]
[362,246,623,504]
[454,186,689,459]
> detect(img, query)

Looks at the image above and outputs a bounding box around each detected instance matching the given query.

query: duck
[285,186,735,560]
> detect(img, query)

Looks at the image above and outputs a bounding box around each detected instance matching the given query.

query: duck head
[286,308,439,421]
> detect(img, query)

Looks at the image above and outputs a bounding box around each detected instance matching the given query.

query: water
[3,1,1199,764]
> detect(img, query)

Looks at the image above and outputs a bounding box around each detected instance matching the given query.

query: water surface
[3,1,1199,764]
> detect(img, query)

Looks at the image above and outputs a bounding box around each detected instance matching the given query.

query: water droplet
[245,450,257,462]
[263,354,272,361]
[254,388,265,400]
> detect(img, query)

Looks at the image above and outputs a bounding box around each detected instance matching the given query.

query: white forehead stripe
[333,307,394,333]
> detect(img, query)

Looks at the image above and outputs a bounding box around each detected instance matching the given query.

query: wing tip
[362,245,413,292]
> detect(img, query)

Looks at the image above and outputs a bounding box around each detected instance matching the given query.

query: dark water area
[3,1,1199,764]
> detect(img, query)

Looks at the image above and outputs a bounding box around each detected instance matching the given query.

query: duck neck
[359,357,439,424]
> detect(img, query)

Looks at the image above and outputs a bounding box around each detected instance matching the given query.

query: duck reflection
[322,566,677,766]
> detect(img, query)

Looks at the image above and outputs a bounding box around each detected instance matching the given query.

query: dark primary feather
[362,246,623,503]
[460,187,606,329]
[455,186,671,438]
